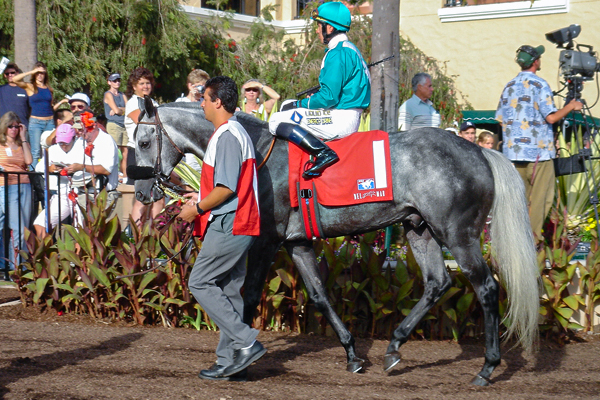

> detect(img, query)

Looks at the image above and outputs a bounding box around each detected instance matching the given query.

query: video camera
[546,24,600,79]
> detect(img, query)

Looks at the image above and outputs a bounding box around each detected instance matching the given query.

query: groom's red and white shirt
[195,118,260,239]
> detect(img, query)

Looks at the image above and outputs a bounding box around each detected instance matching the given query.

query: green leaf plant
[539,206,586,344]
[15,189,595,342]
[579,233,600,333]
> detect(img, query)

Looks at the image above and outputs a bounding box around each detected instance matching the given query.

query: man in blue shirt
[397,73,440,131]
[0,63,30,128]
[269,1,371,178]
[495,44,582,240]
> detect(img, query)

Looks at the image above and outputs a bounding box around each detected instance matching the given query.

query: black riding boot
[275,123,339,178]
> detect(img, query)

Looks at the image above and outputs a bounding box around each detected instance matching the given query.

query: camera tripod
[558,77,600,239]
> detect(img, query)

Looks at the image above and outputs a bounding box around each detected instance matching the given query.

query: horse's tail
[481,149,540,352]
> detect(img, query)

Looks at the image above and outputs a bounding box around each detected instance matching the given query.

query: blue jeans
[28,118,55,168]
[0,183,32,272]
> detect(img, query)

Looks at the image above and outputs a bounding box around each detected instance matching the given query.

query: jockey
[268,1,371,179]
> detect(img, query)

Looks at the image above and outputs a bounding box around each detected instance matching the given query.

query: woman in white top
[124,67,164,226]
[240,79,280,121]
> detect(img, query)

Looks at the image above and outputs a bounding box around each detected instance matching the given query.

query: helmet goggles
[311,8,350,30]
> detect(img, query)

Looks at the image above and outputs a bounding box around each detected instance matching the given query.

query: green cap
[516,45,545,68]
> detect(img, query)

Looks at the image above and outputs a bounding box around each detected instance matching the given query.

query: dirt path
[1,287,599,400]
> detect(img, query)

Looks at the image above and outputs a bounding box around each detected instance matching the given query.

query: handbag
[29,172,46,203]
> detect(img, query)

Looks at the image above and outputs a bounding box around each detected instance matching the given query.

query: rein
[258,136,277,171]
[115,208,195,280]
[117,109,195,280]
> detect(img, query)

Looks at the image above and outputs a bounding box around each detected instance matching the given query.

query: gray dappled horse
[132,99,539,386]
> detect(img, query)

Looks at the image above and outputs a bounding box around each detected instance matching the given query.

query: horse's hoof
[471,374,490,386]
[383,351,401,372]
[346,357,364,373]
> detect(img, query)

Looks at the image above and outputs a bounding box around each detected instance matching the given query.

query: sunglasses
[7,125,20,129]
[110,79,121,83]
[245,88,260,93]
[58,142,71,146]
[71,104,87,111]
[4,71,16,76]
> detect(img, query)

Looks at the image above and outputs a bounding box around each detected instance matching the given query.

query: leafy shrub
[12,191,203,327]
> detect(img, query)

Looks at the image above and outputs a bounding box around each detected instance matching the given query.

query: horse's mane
[158,101,271,144]
[160,101,204,110]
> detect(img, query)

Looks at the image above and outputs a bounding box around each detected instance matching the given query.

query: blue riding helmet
[312,2,351,32]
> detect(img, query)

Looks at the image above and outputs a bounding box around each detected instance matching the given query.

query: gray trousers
[188,212,258,367]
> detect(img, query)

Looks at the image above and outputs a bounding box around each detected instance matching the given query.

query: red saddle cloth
[289,130,393,208]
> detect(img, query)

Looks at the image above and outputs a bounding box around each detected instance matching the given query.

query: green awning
[462,110,498,124]
[564,112,600,127]
[462,110,600,127]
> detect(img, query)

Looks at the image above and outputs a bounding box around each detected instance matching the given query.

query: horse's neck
[161,107,212,158]
[161,106,272,160]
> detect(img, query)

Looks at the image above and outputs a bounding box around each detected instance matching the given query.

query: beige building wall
[181,0,307,43]
[400,0,600,112]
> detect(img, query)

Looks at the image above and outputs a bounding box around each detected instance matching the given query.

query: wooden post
[14,0,38,72]
[370,0,400,134]
[371,0,400,257]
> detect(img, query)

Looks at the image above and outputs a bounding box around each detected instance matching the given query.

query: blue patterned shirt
[495,71,557,162]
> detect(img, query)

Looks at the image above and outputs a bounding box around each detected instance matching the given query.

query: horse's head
[131,96,185,204]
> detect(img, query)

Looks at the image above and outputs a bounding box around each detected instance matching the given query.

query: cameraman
[495,44,583,242]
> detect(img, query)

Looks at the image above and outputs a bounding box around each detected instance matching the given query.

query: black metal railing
[0,168,70,281]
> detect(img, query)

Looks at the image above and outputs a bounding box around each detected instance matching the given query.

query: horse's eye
[139,141,151,149]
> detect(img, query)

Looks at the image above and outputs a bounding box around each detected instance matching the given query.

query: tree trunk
[14,0,37,73]
[370,0,400,133]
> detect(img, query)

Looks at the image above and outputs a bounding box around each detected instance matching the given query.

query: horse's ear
[139,95,155,118]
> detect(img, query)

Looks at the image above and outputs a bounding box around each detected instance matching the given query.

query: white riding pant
[269,108,362,140]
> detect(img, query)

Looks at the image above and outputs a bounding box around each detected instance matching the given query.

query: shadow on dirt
[249,333,379,380]
[0,332,143,398]
[380,338,568,384]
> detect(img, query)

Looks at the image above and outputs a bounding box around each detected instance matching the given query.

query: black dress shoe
[198,363,247,381]
[221,341,267,377]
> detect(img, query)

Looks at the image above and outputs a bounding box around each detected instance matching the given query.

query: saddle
[288,130,394,239]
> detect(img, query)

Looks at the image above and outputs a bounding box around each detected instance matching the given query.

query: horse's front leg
[284,241,364,373]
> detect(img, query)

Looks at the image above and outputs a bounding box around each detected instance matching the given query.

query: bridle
[135,108,194,201]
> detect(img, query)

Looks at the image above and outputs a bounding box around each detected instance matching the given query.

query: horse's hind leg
[284,241,364,373]
[450,243,500,386]
[384,223,452,371]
